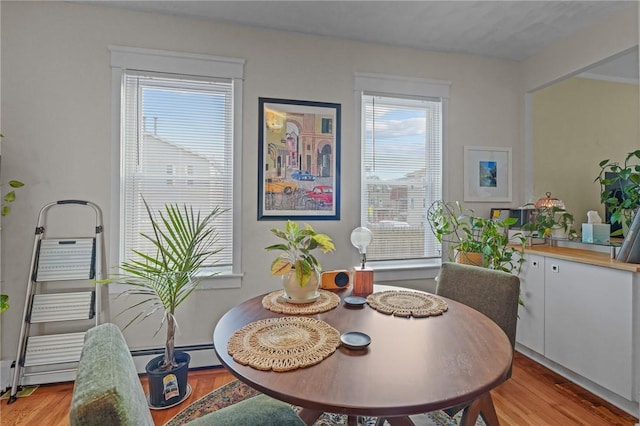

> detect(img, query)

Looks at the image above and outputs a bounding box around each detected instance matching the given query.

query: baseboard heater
[3,344,223,390]
[130,343,223,374]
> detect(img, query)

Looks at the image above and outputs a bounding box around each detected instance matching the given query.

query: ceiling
[92,1,638,78]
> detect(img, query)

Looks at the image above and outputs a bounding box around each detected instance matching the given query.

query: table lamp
[350,227,374,296]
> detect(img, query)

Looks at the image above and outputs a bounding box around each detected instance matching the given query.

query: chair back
[436,262,520,378]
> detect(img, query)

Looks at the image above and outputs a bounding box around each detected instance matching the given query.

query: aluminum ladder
[7,200,108,403]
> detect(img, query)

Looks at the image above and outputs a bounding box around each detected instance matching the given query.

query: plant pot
[282,269,320,302]
[146,350,191,408]
[454,250,483,267]
[550,225,569,239]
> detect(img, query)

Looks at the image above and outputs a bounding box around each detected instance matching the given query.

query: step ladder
[7,200,108,404]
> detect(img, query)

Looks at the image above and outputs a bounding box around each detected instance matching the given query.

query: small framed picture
[464,146,512,202]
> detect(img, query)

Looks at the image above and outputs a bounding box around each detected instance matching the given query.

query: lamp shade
[535,192,565,210]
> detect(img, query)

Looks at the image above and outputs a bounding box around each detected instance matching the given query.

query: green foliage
[0,133,24,311]
[427,200,525,274]
[265,220,335,287]
[114,198,224,370]
[2,179,25,216]
[595,150,640,236]
[0,294,8,313]
[523,206,577,240]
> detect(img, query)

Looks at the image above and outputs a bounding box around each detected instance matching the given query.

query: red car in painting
[305,185,333,207]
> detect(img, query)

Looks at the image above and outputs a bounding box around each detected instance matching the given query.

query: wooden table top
[213,286,512,419]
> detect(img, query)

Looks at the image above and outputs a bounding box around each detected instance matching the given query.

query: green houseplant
[0,132,24,313]
[265,220,335,301]
[523,206,577,240]
[0,294,8,314]
[594,150,640,236]
[427,200,525,274]
[114,198,223,408]
[0,178,24,313]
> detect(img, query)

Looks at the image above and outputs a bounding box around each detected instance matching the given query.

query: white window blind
[121,71,233,267]
[361,94,443,261]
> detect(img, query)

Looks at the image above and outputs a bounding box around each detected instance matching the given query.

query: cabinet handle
[551,264,559,273]
[531,260,539,268]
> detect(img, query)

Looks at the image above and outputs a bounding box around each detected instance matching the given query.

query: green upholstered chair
[69,323,305,426]
[434,261,520,423]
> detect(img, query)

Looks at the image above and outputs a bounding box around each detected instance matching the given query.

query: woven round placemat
[227,316,341,372]
[261,289,340,315]
[366,290,448,318]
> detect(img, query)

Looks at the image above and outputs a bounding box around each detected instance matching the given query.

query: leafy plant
[265,220,335,286]
[114,198,223,371]
[2,179,24,217]
[427,200,525,274]
[0,294,8,313]
[0,133,24,217]
[594,150,640,236]
[0,132,24,313]
[523,206,577,240]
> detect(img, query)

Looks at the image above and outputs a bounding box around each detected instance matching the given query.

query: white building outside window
[355,73,450,265]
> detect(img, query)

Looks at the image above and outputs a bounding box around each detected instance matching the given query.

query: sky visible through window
[142,86,227,159]
[364,102,428,181]
[141,87,430,182]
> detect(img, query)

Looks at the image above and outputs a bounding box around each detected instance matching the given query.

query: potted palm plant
[594,150,640,236]
[265,220,335,301]
[115,198,223,408]
[427,200,525,274]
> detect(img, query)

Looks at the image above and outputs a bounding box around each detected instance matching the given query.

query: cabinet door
[545,259,633,399]
[516,254,545,354]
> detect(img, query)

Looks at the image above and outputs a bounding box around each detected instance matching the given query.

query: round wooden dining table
[213,286,512,426]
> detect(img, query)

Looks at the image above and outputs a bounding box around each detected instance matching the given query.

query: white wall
[1,1,636,370]
[0,1,529,361]
[521,2,638,209]
[523,4,638,93]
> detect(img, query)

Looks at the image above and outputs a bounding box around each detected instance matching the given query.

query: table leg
[297,408,324,426]
[460,392,500,426]
[383,416,415,426]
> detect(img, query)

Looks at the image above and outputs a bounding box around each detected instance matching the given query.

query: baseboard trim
[1,343,223,389]
[1,360,14,390]
[130,343,222,374]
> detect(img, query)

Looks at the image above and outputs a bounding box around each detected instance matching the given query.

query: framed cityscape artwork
[258,98,341,220]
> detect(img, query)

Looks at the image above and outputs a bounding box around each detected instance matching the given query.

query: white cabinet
[516,251,638,408]
[544,259,633,399]
[516,254,545,354]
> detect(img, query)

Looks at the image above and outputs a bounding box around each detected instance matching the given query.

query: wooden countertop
[524,245,640,272]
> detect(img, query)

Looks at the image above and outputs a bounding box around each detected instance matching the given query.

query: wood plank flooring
[1,352,637,425]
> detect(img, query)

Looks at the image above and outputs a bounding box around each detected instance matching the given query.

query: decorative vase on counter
[282,269,320,302]
[550,225,569,239]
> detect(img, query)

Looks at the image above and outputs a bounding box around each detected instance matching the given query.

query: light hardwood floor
[1,352,638,425]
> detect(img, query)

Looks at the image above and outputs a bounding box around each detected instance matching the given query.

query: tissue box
[581,223,611,244]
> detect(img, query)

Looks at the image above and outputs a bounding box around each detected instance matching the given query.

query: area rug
[164,380,486,426]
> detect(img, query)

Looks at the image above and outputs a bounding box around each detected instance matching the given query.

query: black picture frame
[258,97,341,220]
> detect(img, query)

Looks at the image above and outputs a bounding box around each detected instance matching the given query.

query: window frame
[354,73,450,280]
[109,46,245,290]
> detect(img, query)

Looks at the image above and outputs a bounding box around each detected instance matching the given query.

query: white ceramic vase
[550,225,569,239]
[282,269,320,302]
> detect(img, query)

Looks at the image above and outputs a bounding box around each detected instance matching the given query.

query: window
[355,73,449,263]
[110,47,244,284]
